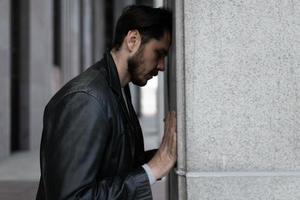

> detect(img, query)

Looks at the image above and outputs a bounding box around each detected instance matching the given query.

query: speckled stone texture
[175,0,300,199]
[184,0,300,171]
[187,176,300,200]
[0,0,10,159]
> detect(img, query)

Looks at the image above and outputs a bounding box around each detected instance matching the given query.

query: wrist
[147,161,162,180]
[142,164,156,184]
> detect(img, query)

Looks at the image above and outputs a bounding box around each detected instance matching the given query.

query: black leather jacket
[36,52,155,200]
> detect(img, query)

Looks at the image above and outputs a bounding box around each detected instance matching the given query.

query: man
[36,5,176,200]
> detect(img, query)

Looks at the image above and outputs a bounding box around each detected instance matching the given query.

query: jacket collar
[104,51,138,157]
[104,51,123,97]
[104,51,134,121]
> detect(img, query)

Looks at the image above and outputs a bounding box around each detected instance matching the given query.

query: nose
[157,58,165,71]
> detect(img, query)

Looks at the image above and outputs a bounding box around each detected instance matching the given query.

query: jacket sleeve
[40,92,152,200]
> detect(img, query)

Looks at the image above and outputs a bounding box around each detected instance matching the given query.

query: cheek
[150,54,160,66]
[142,56,155,69]
[141,52,158,71]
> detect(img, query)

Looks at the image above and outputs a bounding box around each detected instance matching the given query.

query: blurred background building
[0,0,163,159]
[0,0,167,199]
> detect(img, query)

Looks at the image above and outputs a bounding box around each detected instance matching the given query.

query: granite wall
[173,0,300,199]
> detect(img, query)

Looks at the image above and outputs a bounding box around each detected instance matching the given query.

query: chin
[132,79,147,87]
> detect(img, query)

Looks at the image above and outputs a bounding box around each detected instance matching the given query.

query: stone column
[0,0,11,159]
[61,0,81,83]
[92,0,106,62]
[154,0,165,141]
[174,0,300,199]
[80,0,93,70]
[12,0,52,150]
[18,0,30,150]
[28,0,53,149]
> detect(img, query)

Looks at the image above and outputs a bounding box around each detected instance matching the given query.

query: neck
[110,48,131,87]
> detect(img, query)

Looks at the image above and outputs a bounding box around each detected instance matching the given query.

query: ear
[125,30,141,54]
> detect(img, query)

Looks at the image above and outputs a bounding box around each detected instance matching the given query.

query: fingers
[162,112,171,143]
[164,111,175,129]
[170,111,176,133]
[163,111,177,160]
[170,111,177,159]
[148,111,177,179]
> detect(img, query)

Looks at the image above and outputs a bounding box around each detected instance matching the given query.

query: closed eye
[156,50,168,59]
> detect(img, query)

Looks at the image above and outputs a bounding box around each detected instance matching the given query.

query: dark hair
[112,5,172,50]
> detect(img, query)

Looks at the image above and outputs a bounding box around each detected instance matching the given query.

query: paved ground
[0,118,167,200]
[0,174,166,200]
[0,181,38,200]
[0,151,39,200]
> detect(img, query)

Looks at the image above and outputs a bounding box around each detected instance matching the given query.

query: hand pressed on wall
[148,111,177,180]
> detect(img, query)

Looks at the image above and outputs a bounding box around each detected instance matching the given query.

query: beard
[127,45,147,86]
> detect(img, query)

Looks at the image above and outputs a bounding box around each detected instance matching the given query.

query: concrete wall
[174,0,300,199]
[0,0,10,159]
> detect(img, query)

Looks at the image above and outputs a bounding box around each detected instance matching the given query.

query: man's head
[113,5,172,86]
